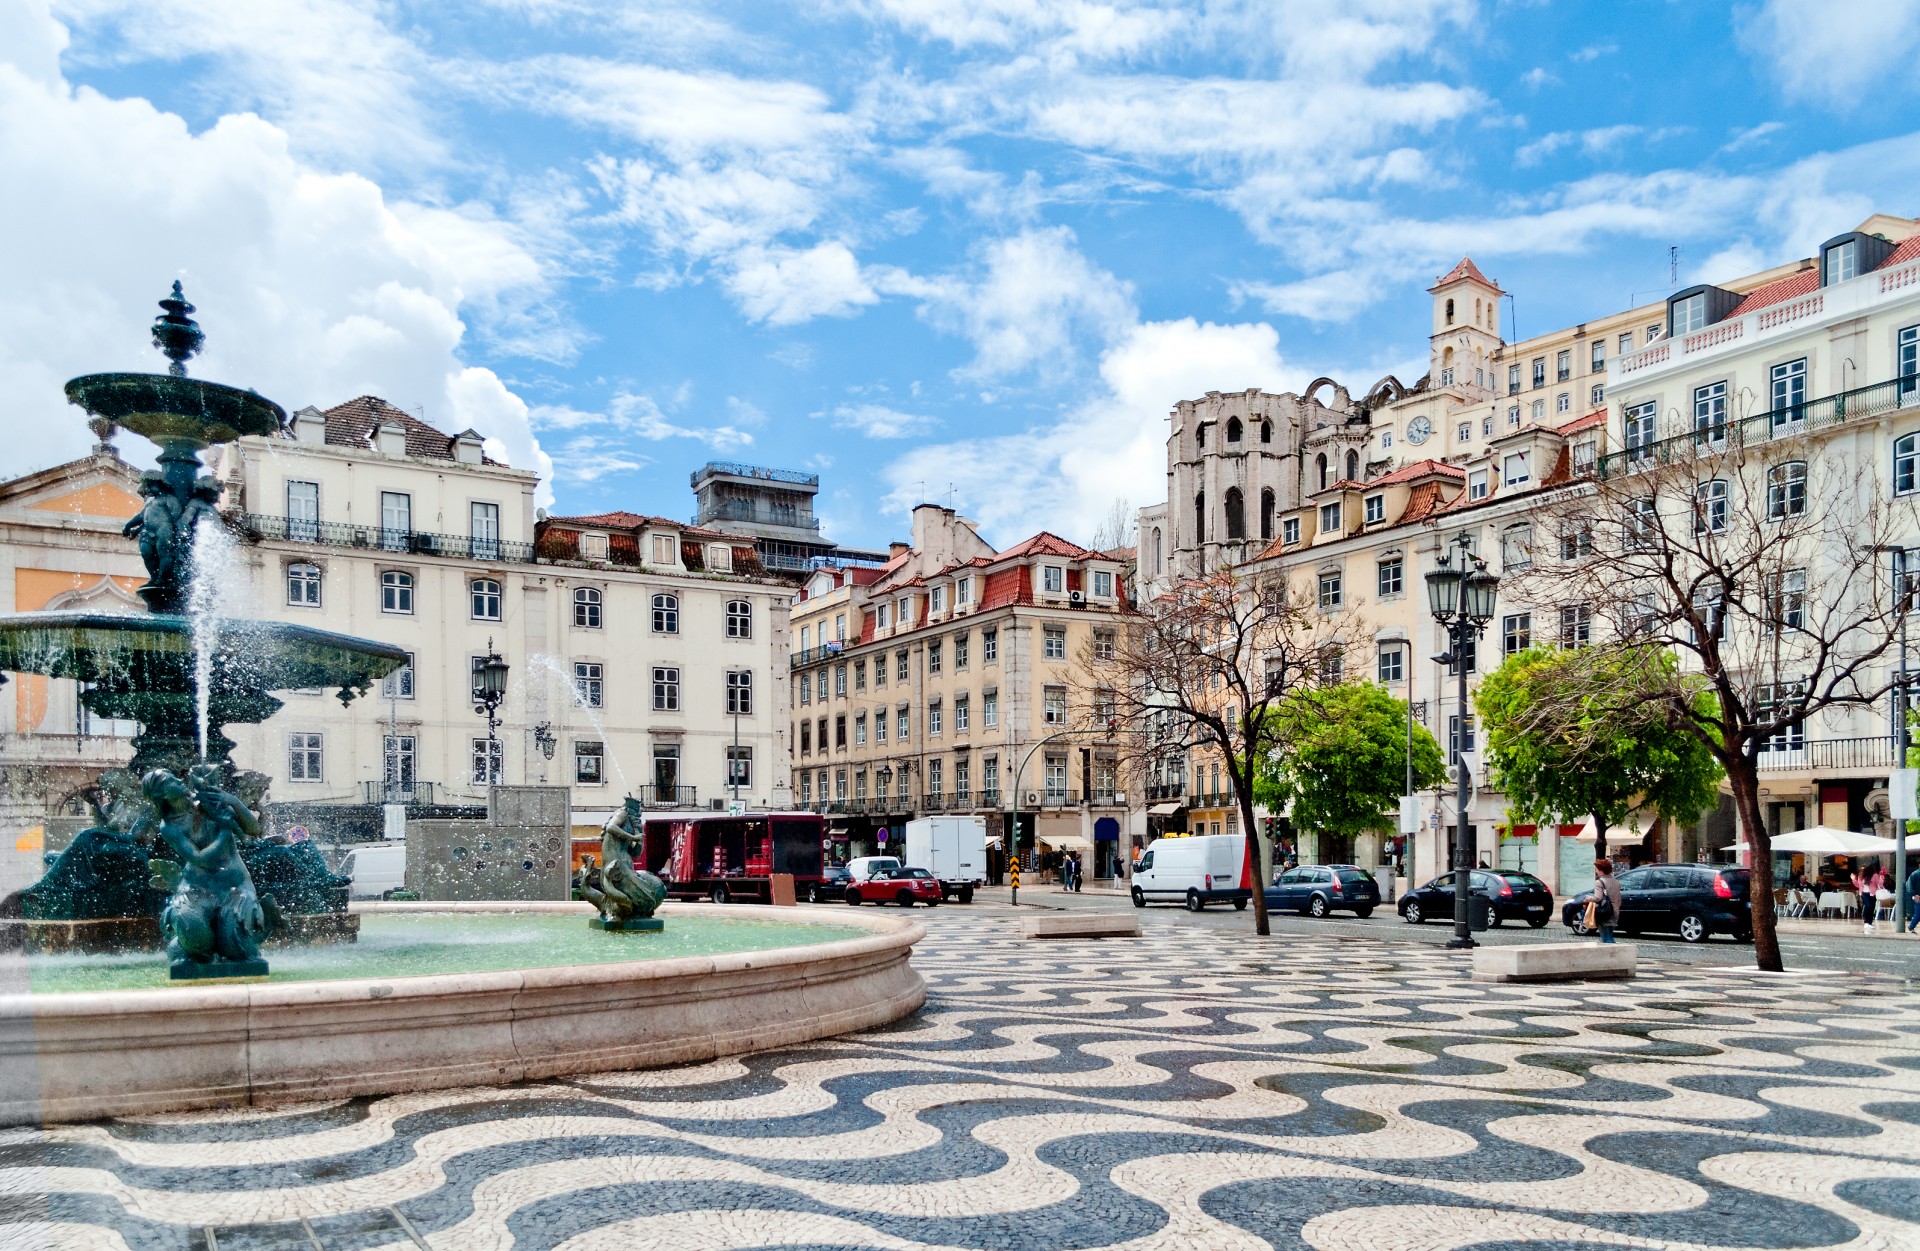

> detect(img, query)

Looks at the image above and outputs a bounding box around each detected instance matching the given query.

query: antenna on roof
[1669,245,1680,291]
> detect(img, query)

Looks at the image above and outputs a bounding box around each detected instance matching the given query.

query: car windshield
[898,868,933,879]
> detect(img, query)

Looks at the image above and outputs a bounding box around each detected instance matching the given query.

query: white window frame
[287,732,324,782]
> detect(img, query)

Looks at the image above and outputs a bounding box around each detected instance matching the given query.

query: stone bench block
[1473,941,1635,983]
[1021,913,1142,940]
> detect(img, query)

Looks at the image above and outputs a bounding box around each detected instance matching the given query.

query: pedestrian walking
[1587,858,1621,945]
[1905,863,1920,935]
[1853,864,1886,934]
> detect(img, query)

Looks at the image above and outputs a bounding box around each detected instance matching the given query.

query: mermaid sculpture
[577,799,666,931]
[141,768,269,978]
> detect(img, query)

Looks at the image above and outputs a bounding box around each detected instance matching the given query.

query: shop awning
[1147,802,1183,816]
[1042,835,1095,853]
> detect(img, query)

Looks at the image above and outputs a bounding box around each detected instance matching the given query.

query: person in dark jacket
[1904,864,1920,935]
[1592,858,1622,945]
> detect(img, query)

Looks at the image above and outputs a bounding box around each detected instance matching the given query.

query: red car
[845,867,942,907]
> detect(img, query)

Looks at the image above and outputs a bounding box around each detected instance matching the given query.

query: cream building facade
[788,505,1133,876]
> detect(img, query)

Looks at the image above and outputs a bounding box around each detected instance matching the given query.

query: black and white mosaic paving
[3,910,1918,1249]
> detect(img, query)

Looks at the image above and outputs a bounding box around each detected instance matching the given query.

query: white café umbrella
[1721,827,1899,855]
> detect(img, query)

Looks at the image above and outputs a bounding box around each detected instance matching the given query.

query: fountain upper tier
[64,373,285,448]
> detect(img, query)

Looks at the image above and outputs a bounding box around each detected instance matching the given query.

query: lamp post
[473,639,509,786]
[1425,534,1499,950]
[1876,546,1913,932]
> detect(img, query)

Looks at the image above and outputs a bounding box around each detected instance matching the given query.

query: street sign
[727,802,745,817]
[1893,768,1919,822]
[1398,796,1421,835]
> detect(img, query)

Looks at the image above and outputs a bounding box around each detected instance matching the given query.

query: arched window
[1194,492,1206,544]
[1767,462,1807,519]
[380,570,413,614]
[1897,433,1919,495]
[1195,424,1207,449]
[726,599,753,638]
[470,577,501,621]
[286,562,322,607]
[1259,419,1272,444]
[1152,527,1163,574]
[1226,416,1243,443]
[574,586,602,629]
[1694,479,1729,534]
[1474,298,1482,324]
[1445,297,1455,325]
[1260,488,1276,541]
[652,592,679,634]
[1345,450,1359,481]
[1224,487,1245,540]
[1316,453,1329,489]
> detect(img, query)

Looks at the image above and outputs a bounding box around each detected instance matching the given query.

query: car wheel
[1487,910,1504,928]
[1403,901,1423,924]
[1352,906,1374,919]
[1527,915,1548,929]
[1307,894,1329,919]
[845,891,860,906]
[926,897,940,907]
[1678,912,1708,943]
[1131,887,1146,909]
[959,887,974,904]
[1185,889,1204,912]
[709,885,729,905]
[896,892,915,907]
[806,884,820,904]
[1233,898,1248,911]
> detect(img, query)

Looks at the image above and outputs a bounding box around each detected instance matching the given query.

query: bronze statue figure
[577,800,666,931]
[142,768,268,977]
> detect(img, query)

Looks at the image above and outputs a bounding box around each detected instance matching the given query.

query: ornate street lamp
[1425,534,1498,950]
[473,640,509,784]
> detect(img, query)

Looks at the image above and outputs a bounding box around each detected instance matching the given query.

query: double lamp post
[1425,534,1500,950]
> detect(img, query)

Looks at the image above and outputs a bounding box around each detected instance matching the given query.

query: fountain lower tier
[0,610,408,776]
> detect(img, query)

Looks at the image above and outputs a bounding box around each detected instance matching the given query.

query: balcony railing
[1144,782,1187,802]
[693,462,820,488]
[633,784,698,808]
[1755,736,1897,773]
[240,514,536,563]
[360,780,439,806]
[1595,375,1920,480]
[790,644,846,669]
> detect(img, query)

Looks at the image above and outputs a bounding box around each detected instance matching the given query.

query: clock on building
[1405,416,1432,445]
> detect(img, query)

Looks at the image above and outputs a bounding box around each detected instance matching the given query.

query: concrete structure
[1019,912,1142,939]
[0,901,924,1125]
[1472,941,1636,982]
[406,786,571,901]
[789,505,1133,877]
[690,461,886,578]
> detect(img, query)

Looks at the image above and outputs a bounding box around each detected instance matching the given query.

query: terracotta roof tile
[1876,235,1920,271]
[996,531,1100,560]
[321,395,505,466]
[544,511,732,541]
[1429,257,1501,293]
[1559,410,1608,434]
[1398,480,1456,525]
[1728,268,1819,318]
[1368,458,1466,486]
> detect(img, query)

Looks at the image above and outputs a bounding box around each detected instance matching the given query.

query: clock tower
[1427,257,1504,398]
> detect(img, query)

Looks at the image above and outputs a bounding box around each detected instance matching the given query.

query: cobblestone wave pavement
[1,908,1916,1249]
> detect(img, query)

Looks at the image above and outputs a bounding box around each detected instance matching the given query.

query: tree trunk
[1242,792,1270,936]
[1593,814,1609,861]
[1726,761,1783,972]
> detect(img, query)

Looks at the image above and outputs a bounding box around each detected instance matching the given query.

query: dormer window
[580,532,609,561]
[1364,494,1385,524]
[707,543,732,572]
[1319,502,1341,533]
[1503,452,1530,487]
[1820,231,1894,286]
[1043,565,1064,593]
[930,585,947,613]
[1671,292,1707,336]
[651,534,677,564]
[1826,239,1858,283]
[1469,469,1489,501]
[1282,517,1301,545]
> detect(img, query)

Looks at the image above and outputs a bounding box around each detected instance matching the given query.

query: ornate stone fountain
[0,284,408,976]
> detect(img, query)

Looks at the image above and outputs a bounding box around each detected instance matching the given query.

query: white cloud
[0,2,555,500]
[725,241,879,325]
[918,226,1136,381]
[1519,67,1556,90]
[1569,43,1616,62]
[531,389,752,484]
[883,317,1294,544]
[827,404,940,439]
[1515,125,1681,168]
[1737,0,1920,109]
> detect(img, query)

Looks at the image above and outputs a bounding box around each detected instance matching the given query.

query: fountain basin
[0,902,924,1126]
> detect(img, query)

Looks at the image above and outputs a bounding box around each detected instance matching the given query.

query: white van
[340,842,406,900]
[844,855,901,883]
[1130,834,1248,912]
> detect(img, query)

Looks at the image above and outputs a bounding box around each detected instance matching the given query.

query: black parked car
[1562,863,1752,943]
[1399,869,1554,927]
[1266,864,1381,918]
[806,864,852,903]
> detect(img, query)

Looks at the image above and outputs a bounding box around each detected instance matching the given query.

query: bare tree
[1097,568,1358,935]
[1089,497,1134,554]
[1518,417,1917,971]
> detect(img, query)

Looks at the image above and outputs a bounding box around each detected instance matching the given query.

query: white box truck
[903,816,986,903]
[1130,834,1249,912]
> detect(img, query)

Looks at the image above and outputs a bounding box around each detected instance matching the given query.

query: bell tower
[1427,258,1504,397]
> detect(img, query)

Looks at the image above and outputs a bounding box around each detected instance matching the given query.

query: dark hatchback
[1399,870,1554,927]
[1266,864,1381,918]
[805,864,851,903]
[1562,863,1752,943]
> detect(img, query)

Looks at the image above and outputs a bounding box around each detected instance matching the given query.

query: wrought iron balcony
[239,514,536,563]
[633,784,698,808]
[1594,376,1920,480]
[360,780,438,806]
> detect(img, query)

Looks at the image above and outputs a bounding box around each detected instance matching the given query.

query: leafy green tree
[1473,645,1722,855]
[1255,683,1446,841]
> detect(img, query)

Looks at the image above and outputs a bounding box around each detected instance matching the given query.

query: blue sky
[4,0,1919,550]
